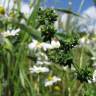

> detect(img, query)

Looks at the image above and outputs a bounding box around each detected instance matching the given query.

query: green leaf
[55,33,65,42]
[55,8,81,17]
[72,47,91,69]
[20,69,25,88]
[4,38,13,50]
[28,0,41,27]
[18,23,41,41]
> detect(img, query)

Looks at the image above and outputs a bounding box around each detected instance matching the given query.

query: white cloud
[78,6,96,33]
[82,6,96,19]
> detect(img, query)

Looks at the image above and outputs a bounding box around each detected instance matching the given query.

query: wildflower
[28,39,60,51]
[51,39,60,48]
[41,42,52,51]
[36,60,51,65]
[36,61,44,65]
[28,39,42,50]
[0,5,5,15]
[29,66,49,74]
[28,40,52,51]
[45,76,61,87]
[1,28,20,37]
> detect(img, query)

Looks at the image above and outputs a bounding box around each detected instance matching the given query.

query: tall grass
[0,0,96,96]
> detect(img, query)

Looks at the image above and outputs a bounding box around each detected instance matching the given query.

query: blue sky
[23,0,94,12]
[42,0,94,12]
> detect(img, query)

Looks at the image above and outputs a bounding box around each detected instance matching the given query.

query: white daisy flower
[28,39,42,50]
[28,39,60,51]
[36,60,51,65]
[29,66,49,74]
[28,40,52,51]
[51,39,60,48]
[1,28,20,37]
[45,76,61,87]
[36,61,44,65]
[41,42,52,51]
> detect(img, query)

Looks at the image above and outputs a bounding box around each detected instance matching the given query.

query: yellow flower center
[37,42,42,48]
[47,76,53,81]
[0,6,5,15]
[54,86,61,91]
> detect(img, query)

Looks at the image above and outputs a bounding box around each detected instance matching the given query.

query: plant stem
[78,0,86,13]
[80,47,84,69]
